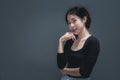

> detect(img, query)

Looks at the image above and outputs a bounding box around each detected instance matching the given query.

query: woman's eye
[73,19,76,22]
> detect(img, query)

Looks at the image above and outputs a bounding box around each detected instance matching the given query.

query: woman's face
[67,14,86,35]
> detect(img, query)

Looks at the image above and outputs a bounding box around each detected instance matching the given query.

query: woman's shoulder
[87,35,99,43]
[85,35,100,47]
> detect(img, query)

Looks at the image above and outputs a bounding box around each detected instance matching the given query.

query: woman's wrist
[63,67,68,75]
[57,38,64,53]
[59,38,64,43]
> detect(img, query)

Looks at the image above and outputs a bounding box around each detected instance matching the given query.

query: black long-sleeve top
[57,36,100,78]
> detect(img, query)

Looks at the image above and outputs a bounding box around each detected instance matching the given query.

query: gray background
[0,0,120,80]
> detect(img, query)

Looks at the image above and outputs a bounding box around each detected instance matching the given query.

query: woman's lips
[72,29,77,34]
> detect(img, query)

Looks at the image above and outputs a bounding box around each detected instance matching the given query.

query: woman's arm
[57,39,64,53]
[61,67,81,76]
[57,32,76,69]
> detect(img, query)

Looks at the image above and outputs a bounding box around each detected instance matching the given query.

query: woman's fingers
[60,32,76,42]
[65,32,76,41]
[70,33,76,41]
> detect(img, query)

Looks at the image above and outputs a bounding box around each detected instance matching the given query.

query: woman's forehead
[68,14,77,18]
[67,14,79,20]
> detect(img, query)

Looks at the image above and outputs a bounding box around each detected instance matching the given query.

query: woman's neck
[77,27,91,41]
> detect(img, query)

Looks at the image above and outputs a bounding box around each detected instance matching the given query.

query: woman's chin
[74,32,78,35]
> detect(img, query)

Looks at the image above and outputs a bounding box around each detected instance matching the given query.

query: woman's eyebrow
[67,17,76,23]
[71,17,76,20]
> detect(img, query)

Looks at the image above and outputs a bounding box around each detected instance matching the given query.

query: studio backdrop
[0,0,120,80]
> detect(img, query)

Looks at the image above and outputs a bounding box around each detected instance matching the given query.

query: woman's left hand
[60,68,67,75]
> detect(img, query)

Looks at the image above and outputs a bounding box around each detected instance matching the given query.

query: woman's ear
[82,16,87,23]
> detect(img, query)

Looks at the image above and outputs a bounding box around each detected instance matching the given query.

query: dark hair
[65,6,91,29]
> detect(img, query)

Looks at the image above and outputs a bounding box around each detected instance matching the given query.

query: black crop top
[57,36,100,78]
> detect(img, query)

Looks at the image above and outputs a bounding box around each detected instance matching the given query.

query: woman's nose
[69,23,74,28]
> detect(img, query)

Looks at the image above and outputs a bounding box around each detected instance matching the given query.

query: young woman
[57,6,100,80]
